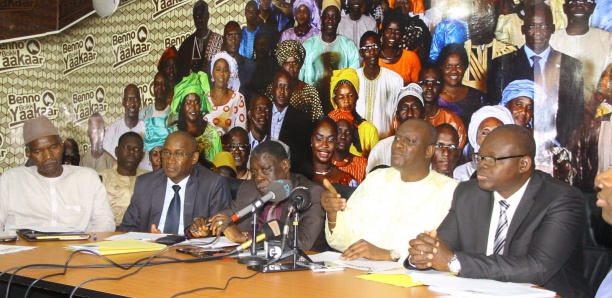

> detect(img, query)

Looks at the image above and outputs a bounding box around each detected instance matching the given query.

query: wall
[0,0,245,173]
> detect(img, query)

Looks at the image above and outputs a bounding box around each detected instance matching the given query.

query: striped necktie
[493,200,510,254]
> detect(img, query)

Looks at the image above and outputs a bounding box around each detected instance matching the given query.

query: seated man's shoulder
[536,170,582,198]
[64,165,99,179]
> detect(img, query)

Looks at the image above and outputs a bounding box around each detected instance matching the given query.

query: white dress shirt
[157,176,189,234]
[486,178,531,255]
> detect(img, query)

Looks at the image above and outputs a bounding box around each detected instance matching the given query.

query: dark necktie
[163,185,181,234]
[493,200,510,255]
[531,55,542,85]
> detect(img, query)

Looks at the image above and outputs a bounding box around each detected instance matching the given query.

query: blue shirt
[239,26,262,60]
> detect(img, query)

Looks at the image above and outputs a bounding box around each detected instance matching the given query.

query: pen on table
[93,234,97,241]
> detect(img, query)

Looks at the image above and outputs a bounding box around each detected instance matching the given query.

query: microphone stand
[238,208,268,266]
[248,211,313,273]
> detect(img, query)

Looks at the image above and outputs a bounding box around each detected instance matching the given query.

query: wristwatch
[389,250,401,261]
[448,253,461,275]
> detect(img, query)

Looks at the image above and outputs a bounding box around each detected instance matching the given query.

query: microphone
[230,219,283,253]
[280,187,312,249]
[229,179,292,223]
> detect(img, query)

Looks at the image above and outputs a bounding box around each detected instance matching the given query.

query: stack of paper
[177,237,238,249]
[309,251,403,272]
[411,272,557,297]
[66,239,166,255]
[0,245,36,255]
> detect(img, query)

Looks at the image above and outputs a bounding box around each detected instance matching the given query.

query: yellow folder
[66,239,166,255]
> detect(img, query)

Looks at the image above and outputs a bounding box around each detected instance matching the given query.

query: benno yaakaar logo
[0,39,45,73]
[62,35,98,75]
[72,86,108,125]
[152,0,190,19]
[112,25,151,69]
[7,90,58,128]
[0,132,7,160]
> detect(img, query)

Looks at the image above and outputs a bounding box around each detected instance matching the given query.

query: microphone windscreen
[261,219,283,240]
[265,179,292,203]
[290,186,312,211]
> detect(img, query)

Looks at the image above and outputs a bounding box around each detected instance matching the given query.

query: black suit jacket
[119,165,231,233]
[488,46,584,146]
[437,170,590,297]
[276,105,314,178]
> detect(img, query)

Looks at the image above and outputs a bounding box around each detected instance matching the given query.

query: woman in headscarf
[379,10,422,85]
[279,0,321,44]
[328,68,379,158]
[500,80,543,130]
[332,118,368,184]
[157,46,179,105]
[437,43,485,129]
[453,105,514,181]
[204,51,247,136]
[311,118,358,186]
[265,40,323,122]
[170,71,222,163]
[144,115,171,171]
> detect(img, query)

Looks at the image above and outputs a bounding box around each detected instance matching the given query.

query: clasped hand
[408,230,453,271]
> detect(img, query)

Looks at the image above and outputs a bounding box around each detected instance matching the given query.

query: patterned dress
[203,91,247,136]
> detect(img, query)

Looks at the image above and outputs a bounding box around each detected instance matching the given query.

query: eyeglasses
[224,144,250,151]
[120,145,141,152]
[161,150,195,159]
[418,80,441,86]
[359,45,380,51]
[473,154,526,166]
[527,23,551,31]
[435,144,459,150]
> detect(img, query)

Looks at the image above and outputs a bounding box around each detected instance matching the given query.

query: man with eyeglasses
[489,3,584,149]
[550,0,612,102]
[419,64,467,149]
[103,84,149,170]
[120,131,231,235]
[408,124,589,297]
[356,31,403,139]
[99,132,147,228]
[432,124,461,178]
[222,127,252,180]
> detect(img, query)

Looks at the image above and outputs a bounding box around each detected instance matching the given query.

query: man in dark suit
[407,125,589,297]
[487,3,584,147]
[120,131,231,234]
[270,70,314,178]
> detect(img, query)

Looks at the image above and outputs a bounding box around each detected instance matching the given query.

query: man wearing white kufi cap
[0,116,115,232]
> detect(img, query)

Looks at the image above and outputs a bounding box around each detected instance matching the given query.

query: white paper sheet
[177,236,239,248]
[308,251,403,272]
[411,272,556,297]
[0,245,36,255]
[105,232,170,241]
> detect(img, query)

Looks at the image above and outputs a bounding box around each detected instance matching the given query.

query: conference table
[0,232,445,297]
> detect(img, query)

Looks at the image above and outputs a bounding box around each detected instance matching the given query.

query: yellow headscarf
[330,68,360,110]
